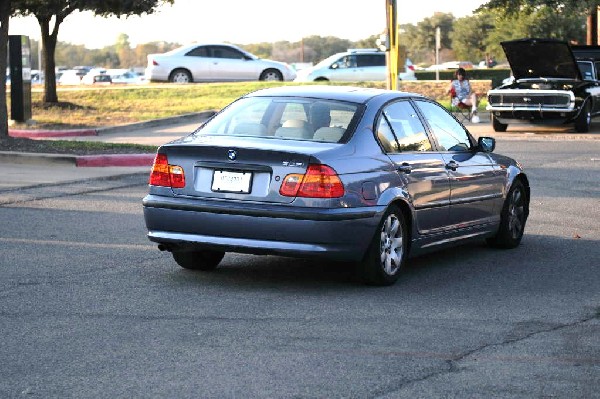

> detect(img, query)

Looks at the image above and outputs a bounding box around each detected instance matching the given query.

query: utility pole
[385,0,398,90]
[435,26,440,81]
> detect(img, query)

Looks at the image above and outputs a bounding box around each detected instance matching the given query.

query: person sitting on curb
[448,67,479,123]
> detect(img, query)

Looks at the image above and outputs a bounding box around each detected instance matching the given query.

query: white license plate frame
[211,170,252,193]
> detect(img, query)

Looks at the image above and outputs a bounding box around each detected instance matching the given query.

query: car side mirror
[478,136,495,153]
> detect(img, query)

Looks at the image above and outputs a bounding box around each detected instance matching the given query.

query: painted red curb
[75,154,155,167]
[9,129,98,138]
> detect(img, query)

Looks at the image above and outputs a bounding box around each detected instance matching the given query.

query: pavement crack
[374,310,599,398]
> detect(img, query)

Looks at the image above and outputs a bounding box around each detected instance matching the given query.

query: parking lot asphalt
[1,111,598,191]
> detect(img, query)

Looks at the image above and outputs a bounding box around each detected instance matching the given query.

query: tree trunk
[0,0,10,141]
[587,6,599,45]
[39,17,59,104]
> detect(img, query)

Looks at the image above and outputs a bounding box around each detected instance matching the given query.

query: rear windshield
[196,97,360,143]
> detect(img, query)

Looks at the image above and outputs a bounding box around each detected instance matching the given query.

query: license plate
[211,170,252,193]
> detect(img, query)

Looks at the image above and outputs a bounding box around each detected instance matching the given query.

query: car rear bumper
[143,194,384,261]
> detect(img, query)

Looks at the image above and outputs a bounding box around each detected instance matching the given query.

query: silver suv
[294,49,416,82]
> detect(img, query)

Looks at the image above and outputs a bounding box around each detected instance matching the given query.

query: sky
[9,0,488,49]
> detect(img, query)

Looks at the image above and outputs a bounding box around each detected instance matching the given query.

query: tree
[0,0,10,140]
[451,14,495,62]
[115,33,135,68]
[480,6,586,58]
[479,0,598,44]
[415,12,455,63]
[11,0,173,104]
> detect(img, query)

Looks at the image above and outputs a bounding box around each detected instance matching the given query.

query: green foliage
[450,14,495,61]
[478,0,599,16]
[10,0,175,104]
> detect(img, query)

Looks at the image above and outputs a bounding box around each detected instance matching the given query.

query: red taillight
[280,164,344,198]
[152,60,159,66]
[408,65,415,71]
[149,153,185,189]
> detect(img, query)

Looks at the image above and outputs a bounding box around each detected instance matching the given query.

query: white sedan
[145,43,297,83]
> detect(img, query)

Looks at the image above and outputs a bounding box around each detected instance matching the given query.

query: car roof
[245,85,417,103]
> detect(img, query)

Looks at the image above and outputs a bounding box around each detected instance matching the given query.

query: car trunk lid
[161,135,338,204]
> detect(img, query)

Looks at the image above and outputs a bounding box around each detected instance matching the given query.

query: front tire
[575,101,591,133]
[487,180,528,249]
[259,69,283,81]
[172,250,225,271]
[492,114,508,132]
[359,205,408,286]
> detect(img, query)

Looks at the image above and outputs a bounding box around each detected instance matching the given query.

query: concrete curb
[3,111,215,167]
[75,153,155,167]
[96,110,215,136]
[0,151,155,167]
[8,110,216,139]
[9,128,98,138]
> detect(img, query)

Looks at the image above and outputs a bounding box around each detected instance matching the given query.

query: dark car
[143,85,530,286]
[486,38,600,132]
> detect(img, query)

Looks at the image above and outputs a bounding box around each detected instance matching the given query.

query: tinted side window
[382,101,432,152]
[357,54,385,67]
[211,46,245,59]
[415,100,472,152]
[186,46,208,57]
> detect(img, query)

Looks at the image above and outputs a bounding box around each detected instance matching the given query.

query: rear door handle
[446,160,459,171]
[397,163,412,174]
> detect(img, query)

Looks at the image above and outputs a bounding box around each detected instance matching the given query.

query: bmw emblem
[227,149,237,161]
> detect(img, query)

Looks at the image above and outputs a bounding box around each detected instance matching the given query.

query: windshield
[196,97,360,143]
[313,53,346,68]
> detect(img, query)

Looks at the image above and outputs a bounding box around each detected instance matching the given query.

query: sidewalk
[1,110,598,193]
[1,111,213,191]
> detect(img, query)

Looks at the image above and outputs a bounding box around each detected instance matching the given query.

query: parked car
[145,43,297,83]
[143,85,530,286]
[58,69,86,85]
[426,61,473,71]
[106,69,146,84]
[293,49,416,82]
[81,70,112,85]
[487,38,600,132]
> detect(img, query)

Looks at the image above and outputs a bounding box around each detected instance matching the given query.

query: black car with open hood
[487,38,600,132]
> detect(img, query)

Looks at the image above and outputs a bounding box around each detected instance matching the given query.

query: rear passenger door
[355,53,386,81]
[183,46,211,81]
[414,99,504,228]
[377,100,451,233]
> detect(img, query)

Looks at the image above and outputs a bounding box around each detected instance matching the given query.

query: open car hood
[501,38,581,81]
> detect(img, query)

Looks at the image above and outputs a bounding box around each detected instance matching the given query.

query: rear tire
[492,114,508,132]
[359,205,408,286]
[574,101,591,133]
[172,250,225,271]
[169,69,192,83]
[487,180,528,249]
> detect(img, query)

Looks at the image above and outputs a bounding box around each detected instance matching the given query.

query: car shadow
[160,234,598,291]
